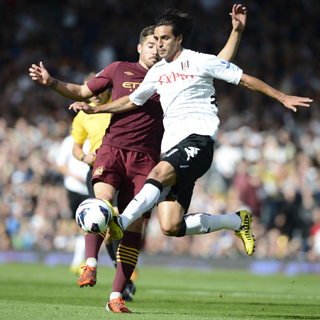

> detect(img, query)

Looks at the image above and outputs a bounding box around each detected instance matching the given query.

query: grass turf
[0,263,319,319]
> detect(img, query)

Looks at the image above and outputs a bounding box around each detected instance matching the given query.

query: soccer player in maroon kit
[30,25,163,303]
[30,4,247,313]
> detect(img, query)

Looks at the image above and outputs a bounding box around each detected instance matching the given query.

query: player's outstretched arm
[69,95,138,114]
[217,4,247,62]
[239,73,313,112]
[29,61,93,101]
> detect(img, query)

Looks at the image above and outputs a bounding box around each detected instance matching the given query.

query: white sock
[121,183,161,229]
[184,212,241,235]
[71,234,85,267]
[110,292,122,300]
[86,257,98,268]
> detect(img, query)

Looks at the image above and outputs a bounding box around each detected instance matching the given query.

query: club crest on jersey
[94,166,103,176]
[181,60,189,71]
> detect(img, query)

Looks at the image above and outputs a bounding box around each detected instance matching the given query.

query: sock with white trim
[121,179,163,230]
[110,292,122,300]
[177,212,241,236]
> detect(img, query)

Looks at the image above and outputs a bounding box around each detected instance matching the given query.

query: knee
[160,222,180,237]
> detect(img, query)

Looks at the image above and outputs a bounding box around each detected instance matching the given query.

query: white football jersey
[130,49,243,153]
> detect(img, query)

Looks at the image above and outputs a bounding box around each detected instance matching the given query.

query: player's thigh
[92,145,123,204]
[93,182,117,204]
[158,197,185,236]
[148,160,177,188]
[117,151,157,212]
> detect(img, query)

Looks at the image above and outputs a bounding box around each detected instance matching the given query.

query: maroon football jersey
[87,61,163,158]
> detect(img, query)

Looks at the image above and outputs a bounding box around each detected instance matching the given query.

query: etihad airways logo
[122,82,141,92]
[158,72,194,85]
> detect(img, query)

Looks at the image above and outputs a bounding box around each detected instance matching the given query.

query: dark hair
[139,25,155,44]
[83,72,96,83]
[155,8,193,47]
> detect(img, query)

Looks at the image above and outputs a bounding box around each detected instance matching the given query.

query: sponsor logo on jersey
[184,147,200,161]
[124,71,134,75]
[94,166,103,175]
[220,60,230,68]
[181,60,189,71]
[122,82,141,92]
[158,72,194,85]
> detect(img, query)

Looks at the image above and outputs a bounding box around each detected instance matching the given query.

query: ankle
[110,292,121,300]
[86,257,97,268]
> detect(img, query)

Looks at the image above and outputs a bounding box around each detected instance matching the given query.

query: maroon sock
[85,232,105,260]
[112,230,142,293]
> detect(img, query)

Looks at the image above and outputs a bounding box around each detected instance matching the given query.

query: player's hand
[29,61,52,86]
[230,4,247,33]
[69,101,95,114]
[282,96,313,112]
[83,152,96,165]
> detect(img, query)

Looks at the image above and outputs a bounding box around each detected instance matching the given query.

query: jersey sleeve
[129,68,157,106]
[71,113,87,145]
[87,61,122,95]
[196,52,243,85]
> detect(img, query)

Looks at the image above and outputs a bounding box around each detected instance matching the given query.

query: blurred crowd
[1,0,320,262]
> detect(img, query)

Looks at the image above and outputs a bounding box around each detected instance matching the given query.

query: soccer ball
[75,198,112,234]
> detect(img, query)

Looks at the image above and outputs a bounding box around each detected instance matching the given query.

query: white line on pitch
[147,289,320,300]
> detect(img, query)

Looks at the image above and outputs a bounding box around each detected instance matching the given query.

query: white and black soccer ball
[75,198,112,234]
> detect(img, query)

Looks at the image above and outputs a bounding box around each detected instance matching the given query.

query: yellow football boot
[234,210,255,255]
[103,200,124,241]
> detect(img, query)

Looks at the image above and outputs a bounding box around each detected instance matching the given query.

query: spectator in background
[55,133,90,274]
[0,0,319,266]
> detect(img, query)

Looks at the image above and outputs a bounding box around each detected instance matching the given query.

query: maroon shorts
[92,145,158,216]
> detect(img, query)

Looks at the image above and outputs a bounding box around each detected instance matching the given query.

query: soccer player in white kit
[71,8,312,261]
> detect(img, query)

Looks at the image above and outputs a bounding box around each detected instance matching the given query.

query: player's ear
[177,35,183,45]
[137,44,142,54]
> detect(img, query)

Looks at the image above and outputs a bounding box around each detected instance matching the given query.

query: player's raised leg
[158,196,255,255]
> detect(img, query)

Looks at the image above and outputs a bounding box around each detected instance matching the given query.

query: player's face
[138,35,159,70]
[154,25,182,62]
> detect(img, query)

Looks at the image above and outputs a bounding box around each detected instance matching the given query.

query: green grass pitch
[0,263,319,319]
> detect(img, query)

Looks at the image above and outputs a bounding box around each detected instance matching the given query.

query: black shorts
[67,190,88,219]
[86,167,95,198]
[158,134,214,212]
